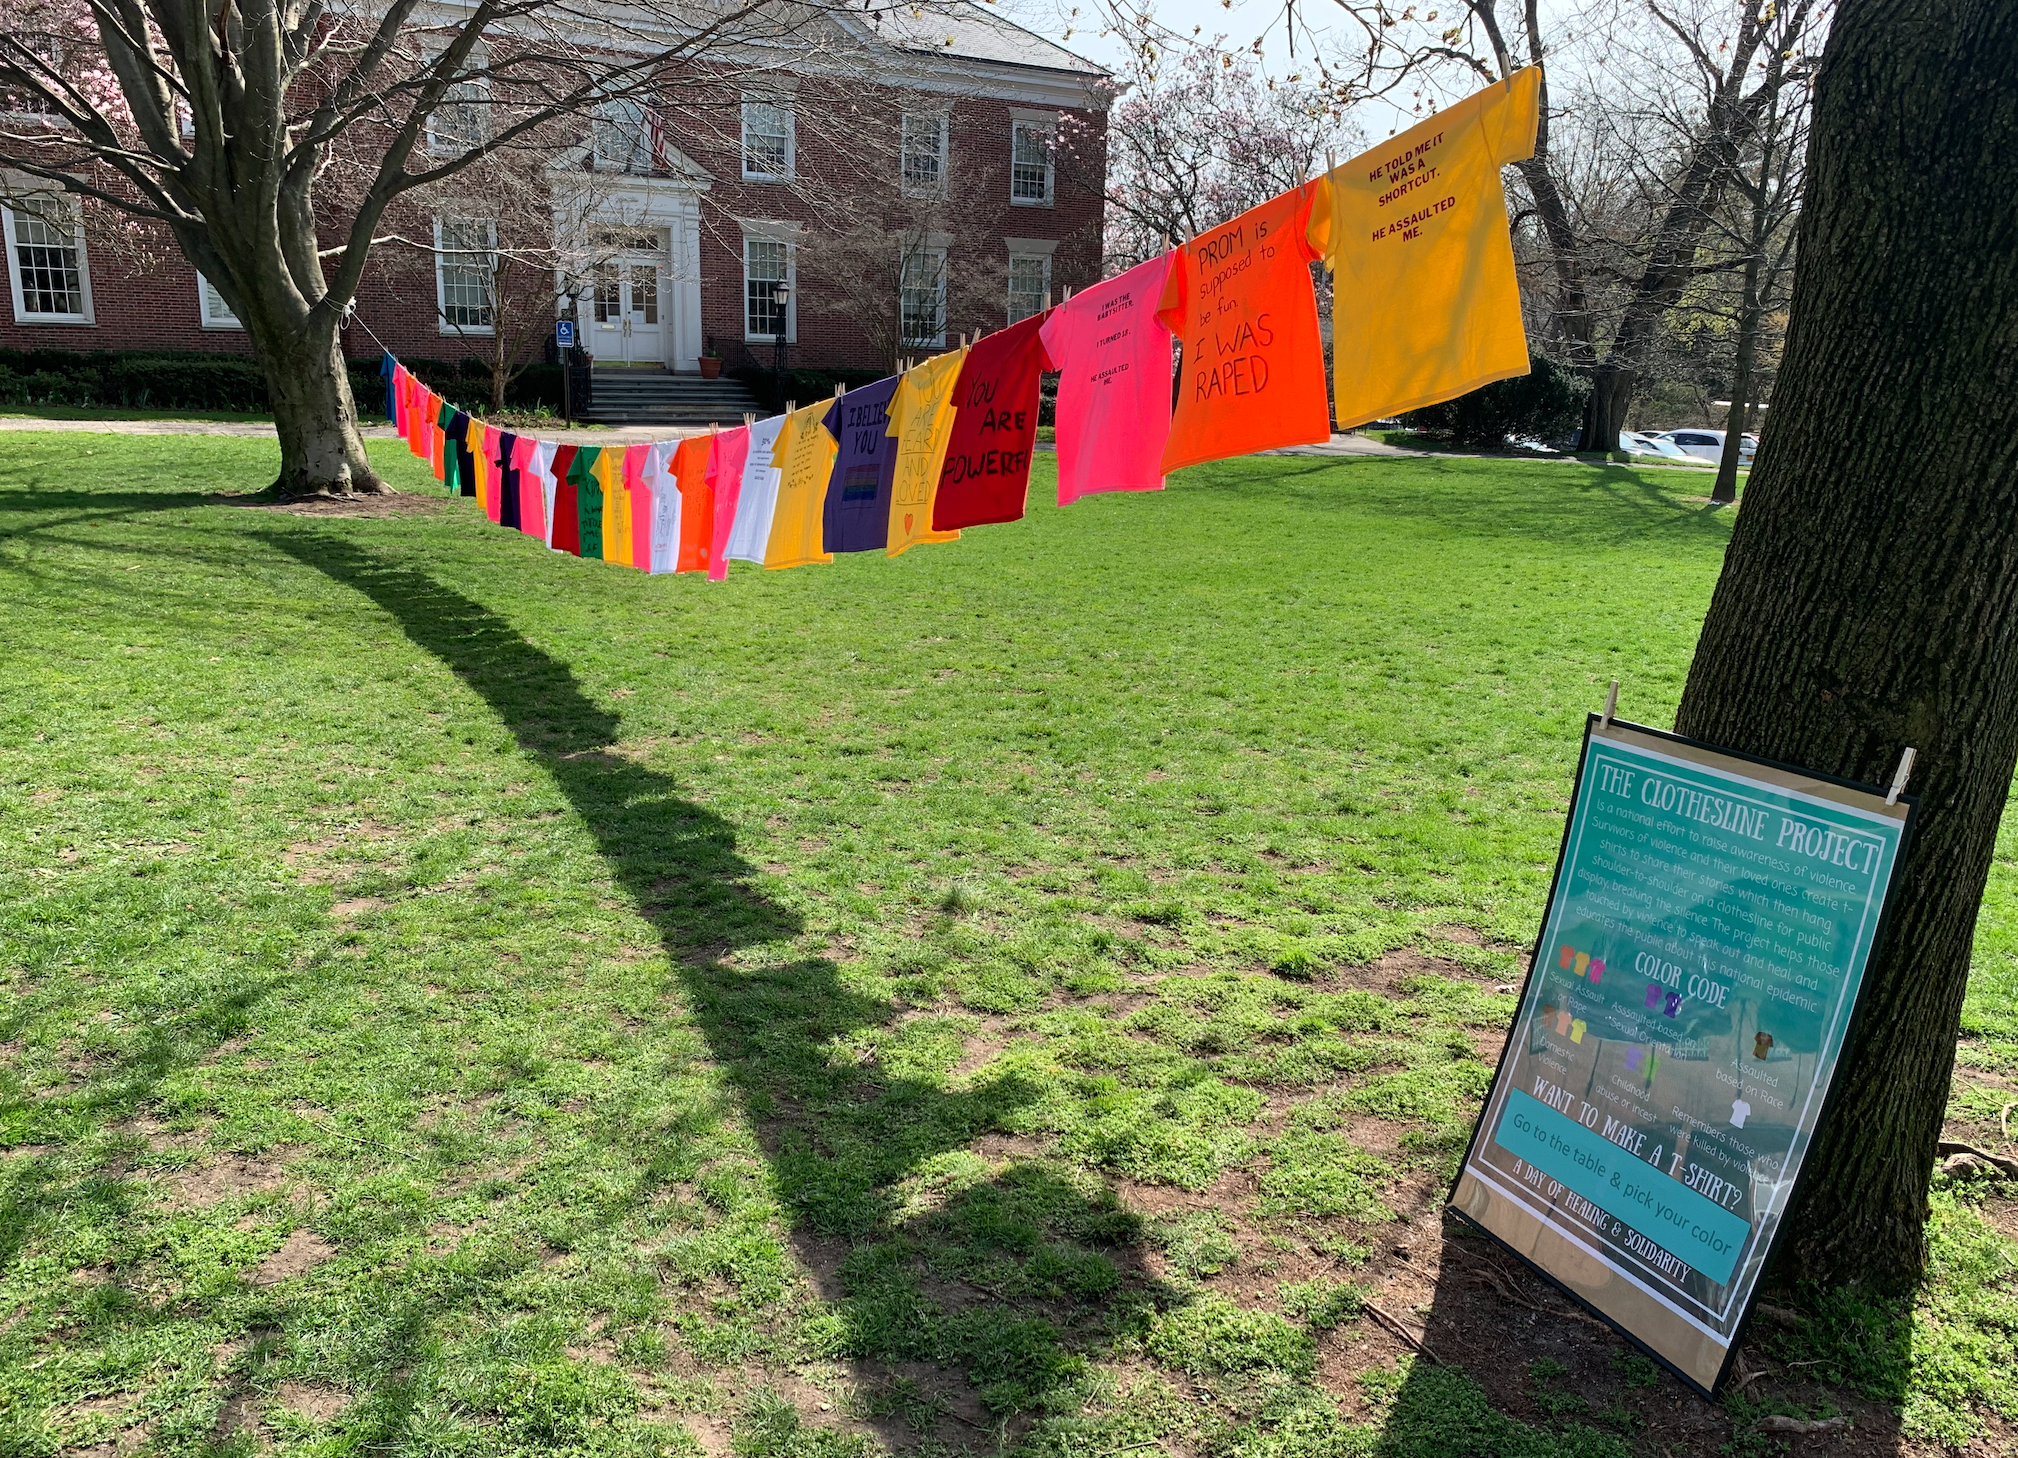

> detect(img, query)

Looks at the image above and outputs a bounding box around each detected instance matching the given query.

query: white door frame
[555,164,710,373]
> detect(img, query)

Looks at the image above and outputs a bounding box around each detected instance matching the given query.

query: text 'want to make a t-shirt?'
[1155,182,1332,473]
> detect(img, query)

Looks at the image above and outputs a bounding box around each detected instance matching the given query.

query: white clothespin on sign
[1887,747,1916,806]
[1601,680,1619,730]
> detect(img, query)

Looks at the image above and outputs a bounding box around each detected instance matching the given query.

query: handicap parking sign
[556,319,577,348]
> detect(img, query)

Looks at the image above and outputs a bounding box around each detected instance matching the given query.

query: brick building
[0,4,1110,381]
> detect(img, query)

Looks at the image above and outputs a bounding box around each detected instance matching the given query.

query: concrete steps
[583,370,765,426]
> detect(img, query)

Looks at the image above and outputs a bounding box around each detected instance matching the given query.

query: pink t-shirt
[625,443,652,571]
[705,426,751,582]
[1038,251,1177,505]
[514,436,544,540]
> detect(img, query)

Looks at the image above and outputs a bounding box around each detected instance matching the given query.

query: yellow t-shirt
[468,421,488,511]
[884,348,967,558]
[597,448,632,567]
[1311,66,1542,427]
[765,402,839,570]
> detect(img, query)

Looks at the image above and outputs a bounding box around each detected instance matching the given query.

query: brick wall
[1,67,1108,376]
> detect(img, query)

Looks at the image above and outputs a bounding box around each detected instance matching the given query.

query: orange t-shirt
[1311,67,1543,426]
[1155,182,1332,472]
[670,435,715,574]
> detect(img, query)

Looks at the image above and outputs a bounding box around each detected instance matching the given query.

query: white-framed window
[900,245,947,350]
[593,96,651,174]
[1009,116,1054,205]
[426,48,489,155]
[741,98,794,180]
[743,236,794,341]
[196,272,242,329]
[434,217,496,333]
[901,111,948,196]
[1007,253,1049,324]
[4,200,92,324]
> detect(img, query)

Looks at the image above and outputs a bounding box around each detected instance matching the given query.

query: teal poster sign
[1451,718,1914,1395]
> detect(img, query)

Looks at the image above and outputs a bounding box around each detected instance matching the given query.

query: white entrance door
[588,257,664,364]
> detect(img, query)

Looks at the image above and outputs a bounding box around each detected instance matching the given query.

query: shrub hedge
[1400,353,1590,449]
[0,348,564,419]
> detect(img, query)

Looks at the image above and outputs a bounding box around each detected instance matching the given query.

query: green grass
[0,434,2010,1456]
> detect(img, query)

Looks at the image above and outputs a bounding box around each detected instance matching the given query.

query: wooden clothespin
[1062,285,1073,302]
[1327,147,1337,175]
[835,381,845,398]
[743,412,754,427]
[785,399,796,413]
[1043,287,1052,310]
[1601,680,1619,729]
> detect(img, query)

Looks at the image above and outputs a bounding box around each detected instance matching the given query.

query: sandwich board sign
[1450,715,1915,1396]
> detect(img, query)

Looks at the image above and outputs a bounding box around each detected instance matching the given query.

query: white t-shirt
[725,414,788,564]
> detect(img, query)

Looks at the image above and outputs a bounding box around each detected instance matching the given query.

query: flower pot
[699,356,722,380]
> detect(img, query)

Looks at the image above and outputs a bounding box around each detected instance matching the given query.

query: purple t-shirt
[820,375,901,554]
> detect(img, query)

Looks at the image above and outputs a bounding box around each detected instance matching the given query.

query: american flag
[646,106,668,174]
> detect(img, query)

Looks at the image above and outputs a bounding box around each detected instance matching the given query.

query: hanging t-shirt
[513,436,541,538]
[671,435,715,575]
[596,447,629,566]
[550,445,580,555]
[444,408,472,494]
[1156,182,1332,471]
[705,427,751,583]
[884,349,967,557]
[431,399,450,483]
[381,354,398,427]
[1040,252,1177,504]
[820,375,900,554]
[645,441,681,575]
[568,446,604,559]
[932,313,1048,531]
[764,403,839,570]
[533,440,559,547]
[625,444,654,572]
[726,414,788,564]
[1311,67,1542,426]
[497,430,521,531]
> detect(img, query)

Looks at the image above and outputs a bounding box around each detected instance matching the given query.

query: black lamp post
[772,283,790,408]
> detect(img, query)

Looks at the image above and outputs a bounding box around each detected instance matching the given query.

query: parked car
[1619,431,1694,461]
[1653,429,1757,463]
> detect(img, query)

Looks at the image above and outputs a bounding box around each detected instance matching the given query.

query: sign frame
[1446,713,1918,1399]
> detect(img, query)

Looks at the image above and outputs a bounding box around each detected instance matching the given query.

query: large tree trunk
[255,318,386,497]
[1672,0,2018,1291]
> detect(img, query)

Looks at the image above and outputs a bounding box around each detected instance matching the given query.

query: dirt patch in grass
[274,1382,351,1421]
[218,490,447,518]
[248,1229,336,1286]
[163,1151,305,1206]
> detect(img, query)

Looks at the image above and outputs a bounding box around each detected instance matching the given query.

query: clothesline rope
[376,68,1541,584]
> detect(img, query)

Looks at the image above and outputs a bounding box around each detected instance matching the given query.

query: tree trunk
[1711,254,1762,505]
[256,318,386,497]
[1582,363,1634,454]
[1672,0,2018,1292]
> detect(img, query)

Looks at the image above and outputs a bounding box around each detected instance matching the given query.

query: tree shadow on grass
[265,530,1172,1449]
[1373,1212,1914,1456]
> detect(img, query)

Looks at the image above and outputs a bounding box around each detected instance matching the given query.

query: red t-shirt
[931,312,1048,531]
[1156,182,1332,471]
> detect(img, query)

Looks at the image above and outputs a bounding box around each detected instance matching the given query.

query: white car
[1654,429,1757,463]
[1619,431,1694,461]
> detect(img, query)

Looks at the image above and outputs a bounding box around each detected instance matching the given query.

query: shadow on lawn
[268,530,1170,1448]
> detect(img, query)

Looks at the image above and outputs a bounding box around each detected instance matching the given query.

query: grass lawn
[1,436,2012,1458]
